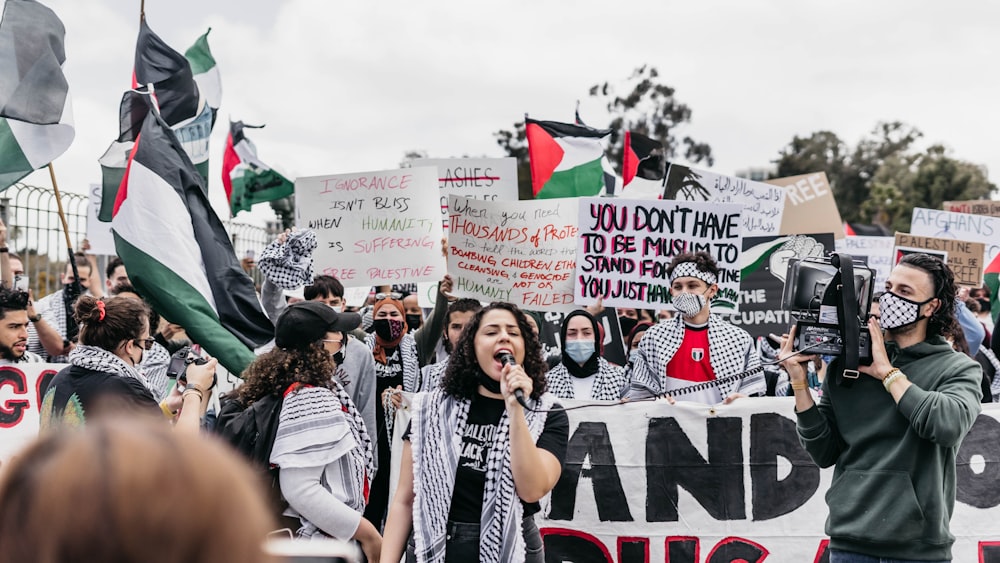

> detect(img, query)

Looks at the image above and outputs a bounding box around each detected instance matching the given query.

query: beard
[0,342,23,362]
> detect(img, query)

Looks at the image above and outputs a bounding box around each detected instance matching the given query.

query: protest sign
[415,157,519,230]
[835,236,894,290]
[295,167,445,287]
[910,207,1000,269]
[447,195,579,311]
[943,200,1000,217]
[0,364,68,461]
[574,198,743,312]
[342,286,372,308]
[663,162,785,236]
[725,233,835,340]
[86,184,116,256]
[533,398,1000,563]
[765,172,845,239]
[894,233,985,287]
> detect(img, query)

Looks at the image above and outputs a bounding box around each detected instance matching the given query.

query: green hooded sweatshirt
[796,335,982,561]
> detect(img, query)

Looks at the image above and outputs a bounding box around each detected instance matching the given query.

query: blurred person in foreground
[0,418,276,563]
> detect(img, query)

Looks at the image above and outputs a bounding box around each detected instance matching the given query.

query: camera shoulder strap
[832,253,860,386]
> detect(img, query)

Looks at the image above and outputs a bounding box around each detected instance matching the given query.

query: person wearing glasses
[39,295,216,433]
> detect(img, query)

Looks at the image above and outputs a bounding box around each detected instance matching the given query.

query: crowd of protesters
[0,217,996,563]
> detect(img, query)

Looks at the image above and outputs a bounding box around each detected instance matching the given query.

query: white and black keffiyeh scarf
[270,385,375,514]
[258,230,317,290]
[69,344,152,391]
[140,341,171,401]
[417,359,448,392]
[410,389,556,563]
[669,262,717,285]
[630,314,764,398]
[546,357,627,400]
[366,332,420,436]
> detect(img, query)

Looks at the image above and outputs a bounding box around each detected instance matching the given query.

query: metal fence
[0,183,275,298]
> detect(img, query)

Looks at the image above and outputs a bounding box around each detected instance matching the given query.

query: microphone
[496,351,528,408]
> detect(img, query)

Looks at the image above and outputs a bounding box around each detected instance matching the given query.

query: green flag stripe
[0,119,34,190]
[535,159,604,200]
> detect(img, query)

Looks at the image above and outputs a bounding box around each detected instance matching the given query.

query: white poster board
[910,207,1000,269]
[447,195,579,311]
[664,163,786,237]
[415,157,519,230]
[574,197,743,312]
[834,236,895,290]
[295,167,445,286]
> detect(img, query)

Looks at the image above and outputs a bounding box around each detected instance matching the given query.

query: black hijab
[560,310,601,378]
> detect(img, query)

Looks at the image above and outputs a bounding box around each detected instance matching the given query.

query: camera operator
[780,253,982,563]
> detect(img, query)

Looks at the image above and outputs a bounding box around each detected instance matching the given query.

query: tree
[774,121,996,231]
[493,65,713,199]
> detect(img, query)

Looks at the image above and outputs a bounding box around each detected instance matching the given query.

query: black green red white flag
[112,100,273,375]
[222,120,294,216]
[620,130,665,199]
[525,117,609,199]
[0,0,74,190]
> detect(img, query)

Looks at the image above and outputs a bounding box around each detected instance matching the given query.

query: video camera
[780,252,875,368]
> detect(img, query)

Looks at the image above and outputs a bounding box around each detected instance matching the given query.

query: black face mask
[406,314,423,330]
[618,316,638,339]
[332,339,346,365]
[978,298,991,313]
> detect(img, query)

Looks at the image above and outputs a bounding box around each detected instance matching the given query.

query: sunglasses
[374,292,402,301]
[133,337,156,350]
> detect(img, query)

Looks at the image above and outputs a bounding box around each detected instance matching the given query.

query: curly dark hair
[899,253,958,338]
[0,286,29,319]
[237,344,336,405]
[440,302,548,401]
[666,251,720,280]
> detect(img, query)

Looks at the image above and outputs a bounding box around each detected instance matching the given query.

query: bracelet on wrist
[28,314,41,323]
[181,388,203,402]
[790,380,808,391]
[882,368,907,392]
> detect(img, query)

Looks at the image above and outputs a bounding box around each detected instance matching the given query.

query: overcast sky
[16,0,1000,225]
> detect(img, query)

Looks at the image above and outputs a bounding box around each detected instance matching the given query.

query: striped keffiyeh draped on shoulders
[546,357,627,400]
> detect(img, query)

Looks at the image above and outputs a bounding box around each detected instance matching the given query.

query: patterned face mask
[672,291,708,318]
[878,291,934,330]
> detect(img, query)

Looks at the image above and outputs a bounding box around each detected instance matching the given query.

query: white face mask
[878,291,933,330]
[672,291,707,318]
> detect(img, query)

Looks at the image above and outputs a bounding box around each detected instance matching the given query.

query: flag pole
[47,163,83,294]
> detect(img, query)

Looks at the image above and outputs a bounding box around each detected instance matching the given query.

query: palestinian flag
[112,105,274,375]
[0,0,74,191]
[222,121,294,216]
[98,19,208,221]
[525,117,609,199]
[985,252,1000,326]
[184,28,220,127]
[620,131,665,200]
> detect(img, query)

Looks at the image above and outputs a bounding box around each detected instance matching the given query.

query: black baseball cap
[274,301,361,350]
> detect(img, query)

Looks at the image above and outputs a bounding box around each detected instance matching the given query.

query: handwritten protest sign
[835,236,894,290]
[415,157,519,230]
[447,195,579,311]
[0,364,66,461]
[894,233,985,287]
[726,233,835,340]
[575,198,743,312]
[295,167,445,287]
[663,162,785,236]
[766,172,845,239]
[943,200,1000,217]
[910,207,1000,269]
[86,184,116,256]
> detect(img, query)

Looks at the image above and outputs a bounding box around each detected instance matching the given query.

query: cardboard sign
[909,207,1000,271]
[86,184,117,256]
[447,195,579,311]
[725,233,836,340]
[894,233,986,287]
[415,157,519,230]
[663,162,785,236]
[295,167,445,286]
[835,236,895,290]
[575,197,743,312]
[943,200,1000,217]
[766,172,845,239]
